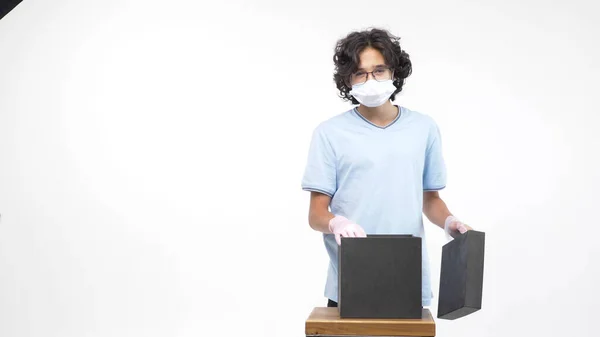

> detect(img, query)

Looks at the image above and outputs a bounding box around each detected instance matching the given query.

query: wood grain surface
[305,307,435,336]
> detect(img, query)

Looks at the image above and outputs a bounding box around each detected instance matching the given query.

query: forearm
[309,209,335,234]
[423,194,452,230]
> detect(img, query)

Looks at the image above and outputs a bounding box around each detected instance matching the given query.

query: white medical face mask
[349,79,396,107]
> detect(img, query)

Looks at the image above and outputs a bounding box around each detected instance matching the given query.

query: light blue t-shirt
[301,105,447,307]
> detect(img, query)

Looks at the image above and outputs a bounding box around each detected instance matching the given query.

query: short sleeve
[301,125,337,197]
[423,120,447,191]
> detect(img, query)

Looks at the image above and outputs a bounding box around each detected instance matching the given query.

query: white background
[1,0,599,336]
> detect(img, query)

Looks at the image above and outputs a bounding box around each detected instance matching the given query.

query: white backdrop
[1,0,599,336]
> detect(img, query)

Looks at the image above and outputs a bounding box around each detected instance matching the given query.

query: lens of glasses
[350,71,368,85]
[373,68,392,81]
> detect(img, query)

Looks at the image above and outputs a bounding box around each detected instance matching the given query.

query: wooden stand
[305,307,435,336]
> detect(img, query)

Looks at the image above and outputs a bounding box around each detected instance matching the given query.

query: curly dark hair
[333,28,412,104]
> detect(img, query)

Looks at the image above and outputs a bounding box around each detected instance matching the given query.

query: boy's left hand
[444,216,473,239]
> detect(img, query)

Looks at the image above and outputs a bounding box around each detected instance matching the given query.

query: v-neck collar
[352,105,402,129]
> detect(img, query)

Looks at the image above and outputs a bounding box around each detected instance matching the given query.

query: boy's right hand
[329,215,367,245]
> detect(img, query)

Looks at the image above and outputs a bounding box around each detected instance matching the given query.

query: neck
[356,101,398,125]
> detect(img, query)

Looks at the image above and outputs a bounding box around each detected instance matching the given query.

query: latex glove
[444,215,472,241]
[329,215,367,245]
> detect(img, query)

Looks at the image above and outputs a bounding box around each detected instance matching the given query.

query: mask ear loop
[391,68,398,85]
[345,74,358,104]
[391,68,403,101]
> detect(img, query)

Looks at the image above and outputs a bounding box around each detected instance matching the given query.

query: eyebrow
[357,64,387,71]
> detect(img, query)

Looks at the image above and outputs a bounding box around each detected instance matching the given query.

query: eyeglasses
[350,66,394,85]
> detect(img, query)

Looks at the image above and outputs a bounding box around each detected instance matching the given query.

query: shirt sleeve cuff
[302,186,334,197]
[423,185,446,191]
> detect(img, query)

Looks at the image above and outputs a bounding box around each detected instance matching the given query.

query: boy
[301,28,473,308]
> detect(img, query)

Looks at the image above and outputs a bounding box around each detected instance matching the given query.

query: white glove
[329,215,367,245]
[444,215,469,241]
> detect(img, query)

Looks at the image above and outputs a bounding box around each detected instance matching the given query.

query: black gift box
[338,235,422,318]
[437,230,485,320]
